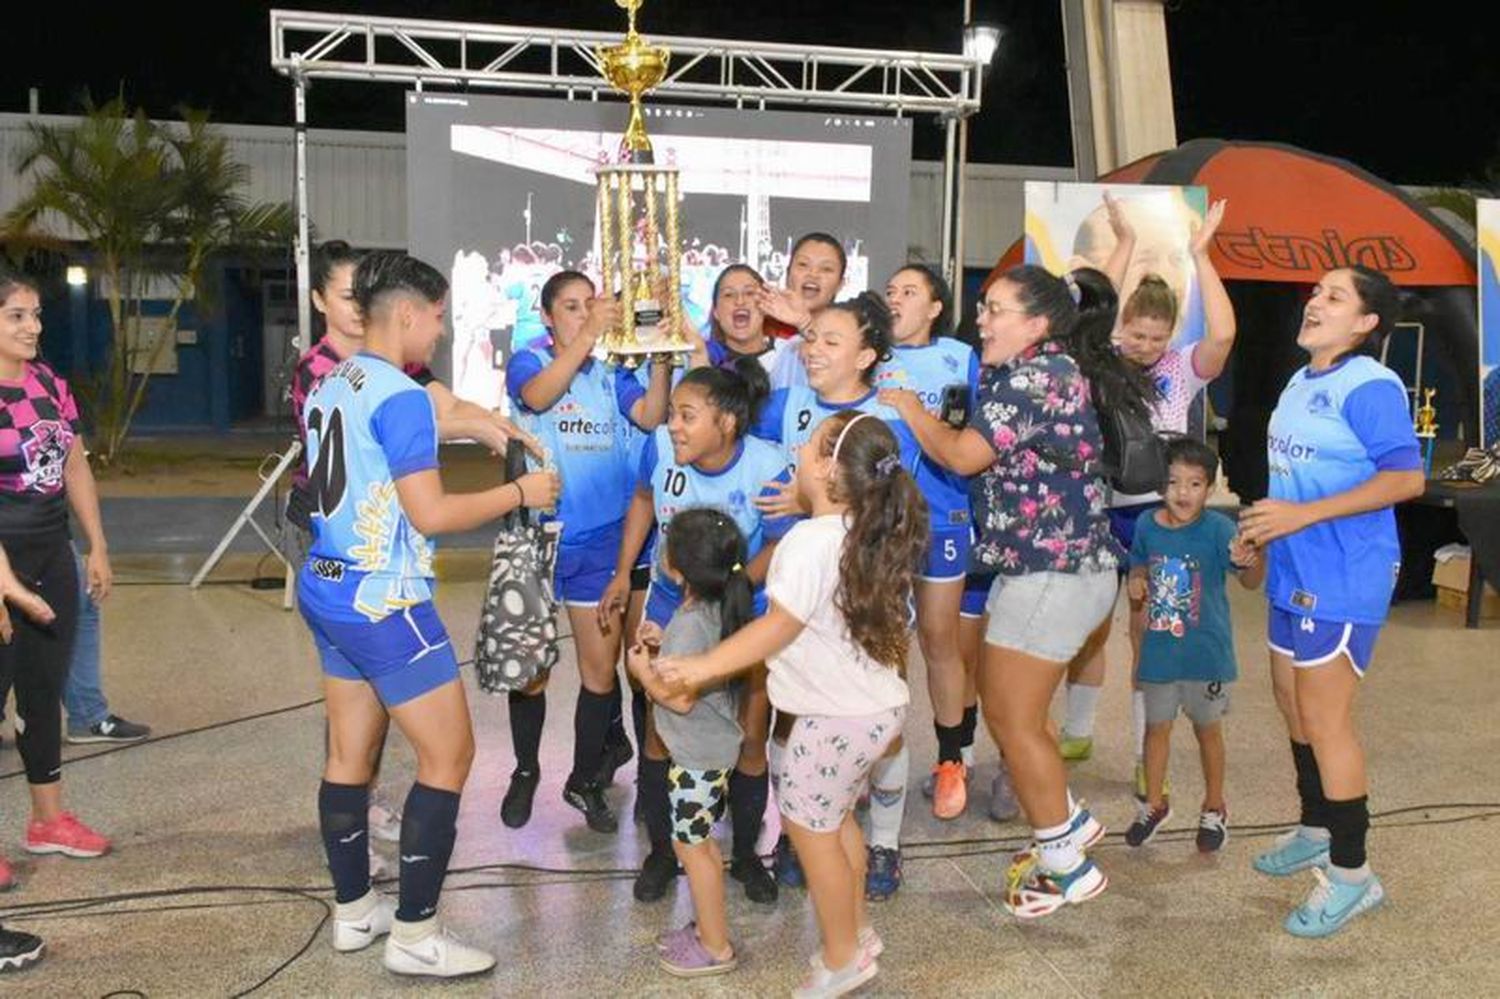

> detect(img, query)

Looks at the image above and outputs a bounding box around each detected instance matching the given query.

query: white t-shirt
[1112,341,1211,506]
[764,515,910,717]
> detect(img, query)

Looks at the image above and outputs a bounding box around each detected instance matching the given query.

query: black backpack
[1092,384,1168,495]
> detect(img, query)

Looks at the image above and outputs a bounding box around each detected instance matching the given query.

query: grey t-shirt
[653,602,744,771]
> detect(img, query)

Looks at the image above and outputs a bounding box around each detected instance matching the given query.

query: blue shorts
[922,525,972,583]
[646,577,768,626]
[555,521,623,606]
[300,601,460,707]
[1267,607,1382,677]
[960,572,993,618]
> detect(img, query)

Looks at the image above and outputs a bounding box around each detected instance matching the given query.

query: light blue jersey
[1265,355,1421,624]
[876,339,980,531]
[506,342,647,540]
[752,386,921,478]
[301,354,439,622]
[638,429,794,601]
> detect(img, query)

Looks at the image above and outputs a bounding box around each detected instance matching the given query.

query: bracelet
[510,481,525,508]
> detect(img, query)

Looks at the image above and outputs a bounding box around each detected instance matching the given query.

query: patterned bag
[474,442,562,694]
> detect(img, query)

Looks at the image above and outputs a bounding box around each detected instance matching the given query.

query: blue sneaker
[1253,828,1330,877]
[774,835,805,889]
[1284,869,1385,938]
[865,846,902,901]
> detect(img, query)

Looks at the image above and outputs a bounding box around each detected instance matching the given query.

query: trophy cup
[594,0,689,366]
[1415,387,1438,477]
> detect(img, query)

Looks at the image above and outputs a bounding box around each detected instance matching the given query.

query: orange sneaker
[931,761,969,820]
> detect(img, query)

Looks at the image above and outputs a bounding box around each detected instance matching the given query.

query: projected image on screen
[408,94,912,410]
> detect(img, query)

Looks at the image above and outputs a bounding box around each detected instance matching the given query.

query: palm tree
[3,97,293,464]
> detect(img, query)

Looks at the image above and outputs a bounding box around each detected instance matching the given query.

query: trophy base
[596,341,692,369]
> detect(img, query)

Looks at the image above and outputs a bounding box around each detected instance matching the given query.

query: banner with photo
[1024,181,1209,349]
[1479,198,1500,448]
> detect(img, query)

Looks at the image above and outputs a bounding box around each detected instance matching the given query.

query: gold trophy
[1415,387,1439,438]
[594,0,688,365]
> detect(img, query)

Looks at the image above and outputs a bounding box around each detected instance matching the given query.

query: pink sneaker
[0,854,15,890]
[25,813,111,858]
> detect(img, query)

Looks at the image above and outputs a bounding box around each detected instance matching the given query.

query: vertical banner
[1479,198,1500,448]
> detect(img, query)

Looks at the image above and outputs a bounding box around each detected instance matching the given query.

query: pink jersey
[0,361,79,498]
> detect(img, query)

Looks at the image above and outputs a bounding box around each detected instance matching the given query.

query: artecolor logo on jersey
[1267,433,1318,462]
[552,400,615,439]
[876,370,942,409]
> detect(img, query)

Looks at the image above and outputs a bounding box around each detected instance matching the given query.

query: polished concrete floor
[1,559,1495,997]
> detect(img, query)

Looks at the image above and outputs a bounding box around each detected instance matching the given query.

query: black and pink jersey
[0,361,81,540]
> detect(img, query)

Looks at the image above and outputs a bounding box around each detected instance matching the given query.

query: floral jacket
[968,339,1120,575]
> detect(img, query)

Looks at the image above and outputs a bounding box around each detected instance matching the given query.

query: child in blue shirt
[1125,438,1264,853]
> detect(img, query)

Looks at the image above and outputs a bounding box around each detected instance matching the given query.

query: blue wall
[39,262,266,432]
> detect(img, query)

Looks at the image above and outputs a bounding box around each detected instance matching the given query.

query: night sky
[3,1,1496,185]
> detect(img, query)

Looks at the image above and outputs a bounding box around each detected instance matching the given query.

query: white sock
[866,745,909,850]
[1036,818,1082,874]
[960,743,976,769]
[1066,788,1079,818]
[1132,689,1147,760]
[1297,824,1332,842]
[1063,683,1101,740]
[335,889,378,921]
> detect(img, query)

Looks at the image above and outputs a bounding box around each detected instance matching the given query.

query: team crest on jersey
[943,354,960,373]
[1306,390,1334,415]
[20,420,69,491]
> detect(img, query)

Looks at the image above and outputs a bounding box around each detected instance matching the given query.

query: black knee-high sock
[1325,795,1370,870]
[1291,741,1329,830]
[509,690,546,774]
[318,781,371,904]
[639,756,673,853]
[728,768,768,861]
[630,687,650,761]
[396,783,461,922]
[605,676,628,748]
[959,704,979,750]
[935,723,965,765]
[571,686,615,786]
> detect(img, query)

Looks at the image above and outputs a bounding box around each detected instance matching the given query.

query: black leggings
[0,536,80,785]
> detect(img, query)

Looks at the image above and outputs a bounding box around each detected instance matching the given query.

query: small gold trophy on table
[1415,387,1438,476]
[594,0,689,367]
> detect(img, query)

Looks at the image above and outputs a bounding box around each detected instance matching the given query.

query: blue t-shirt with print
[1130,509,1239,683]
[505,342,647,540]
[300,353,439,622]
[1265,356,1421,625]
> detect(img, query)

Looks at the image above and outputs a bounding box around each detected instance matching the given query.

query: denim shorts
[983,569,1119,663]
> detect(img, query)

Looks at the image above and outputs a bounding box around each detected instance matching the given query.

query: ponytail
[818,412,929,668]
[677,355,770,439]
[664,508,755,642]
[825,291,895,386]
[1062,267,1157,422]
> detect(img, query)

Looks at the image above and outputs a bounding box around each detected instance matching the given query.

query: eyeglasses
[975,300,1029,320]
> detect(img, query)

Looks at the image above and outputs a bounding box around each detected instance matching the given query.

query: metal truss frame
[270,9,988,349]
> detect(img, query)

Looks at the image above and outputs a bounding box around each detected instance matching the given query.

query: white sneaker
[332,892,395,953]
[383,921,496,978]
[793,951,878,998]
[368,802,402,844]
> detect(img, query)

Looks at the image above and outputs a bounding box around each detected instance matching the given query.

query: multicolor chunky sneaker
[1196,808,1229,853]
[1069,803,1106,850]
[1253,828,1331,877]
[1003,850,1108,919]
[864,846,902,901]
[1125,801,1172,847]
[1284,869,1386,938]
